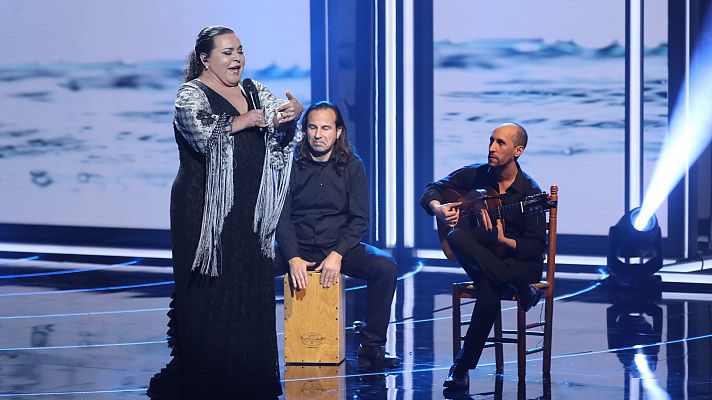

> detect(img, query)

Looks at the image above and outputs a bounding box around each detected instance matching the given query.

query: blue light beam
[635,10,712,230]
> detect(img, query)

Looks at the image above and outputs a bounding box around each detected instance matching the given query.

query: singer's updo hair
[184,25,235,82]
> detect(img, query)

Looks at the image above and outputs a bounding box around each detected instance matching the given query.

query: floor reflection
[284,365,346,399]
[0,257,712,398]
[606,277,665,399]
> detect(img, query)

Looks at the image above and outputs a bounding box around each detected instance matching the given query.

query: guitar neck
[489,202,525,220]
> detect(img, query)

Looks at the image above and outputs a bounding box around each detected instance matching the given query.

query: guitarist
[419,122,547,391]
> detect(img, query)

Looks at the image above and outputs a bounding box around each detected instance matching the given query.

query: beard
[309,143,334,159]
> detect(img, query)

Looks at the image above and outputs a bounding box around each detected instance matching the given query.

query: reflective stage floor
[1,254,711,399]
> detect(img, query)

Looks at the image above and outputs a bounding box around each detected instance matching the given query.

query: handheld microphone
[242,79,265,133]
[242,78,261,110]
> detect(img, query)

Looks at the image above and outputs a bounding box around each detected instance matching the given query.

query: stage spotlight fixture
[607,207,662,283]
[631,207,657,232]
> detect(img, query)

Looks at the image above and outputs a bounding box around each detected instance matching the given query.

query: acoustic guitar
[436,187,552,261]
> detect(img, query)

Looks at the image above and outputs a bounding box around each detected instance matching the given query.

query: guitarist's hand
[479,208,497,242]
[288,256,316,290]
[480,209,516,249]
[431,200,463,227]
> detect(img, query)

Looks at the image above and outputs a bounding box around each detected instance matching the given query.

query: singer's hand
[233,109,267,133]
[275,91,303,127]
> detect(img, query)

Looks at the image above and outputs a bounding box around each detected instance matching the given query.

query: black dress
[149,80,281,399]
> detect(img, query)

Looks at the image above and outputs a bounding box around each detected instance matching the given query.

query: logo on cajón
[300,332,324,348]
[302,381,324,396]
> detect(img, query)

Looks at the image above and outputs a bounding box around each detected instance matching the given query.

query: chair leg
[517,303,527,380]
[452,286,462,361]
[494,306,504,374]
[543,294,554,376]
[494,374,504,397]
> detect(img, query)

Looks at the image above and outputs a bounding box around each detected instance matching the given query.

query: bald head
[495,122,528,149]
[488,123,529,169]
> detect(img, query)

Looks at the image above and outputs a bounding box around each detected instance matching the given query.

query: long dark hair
[298,101,353,176]
[184,25,235,82]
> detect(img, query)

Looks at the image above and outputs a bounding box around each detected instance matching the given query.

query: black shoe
[443,389,473,400]
[443,364,469,391]
[356,345,401,368]
[520,285,544,312]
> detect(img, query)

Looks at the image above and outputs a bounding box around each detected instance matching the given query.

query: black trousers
[274,242,397,347]
[447,228,542,369]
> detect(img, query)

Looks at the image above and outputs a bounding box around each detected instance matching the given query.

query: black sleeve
[276,175,300,261]
[334,158,369,256]
[419,165,478,215]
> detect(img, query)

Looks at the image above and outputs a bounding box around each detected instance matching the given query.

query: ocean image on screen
[0,62,310,229]
[0,0,311,230]
[433,0,668,236]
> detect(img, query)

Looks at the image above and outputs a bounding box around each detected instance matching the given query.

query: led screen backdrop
[0,0,311,230]
[433,0,668,236]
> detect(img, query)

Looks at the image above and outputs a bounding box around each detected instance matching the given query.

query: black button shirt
[419,162,547,263]
[276,155,369,260]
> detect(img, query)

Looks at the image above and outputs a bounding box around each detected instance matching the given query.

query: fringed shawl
[174,80,301,277]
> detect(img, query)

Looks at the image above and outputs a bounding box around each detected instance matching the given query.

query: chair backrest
[545,185,559,297]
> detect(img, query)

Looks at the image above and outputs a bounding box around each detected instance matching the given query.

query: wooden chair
[451,185,558,379]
